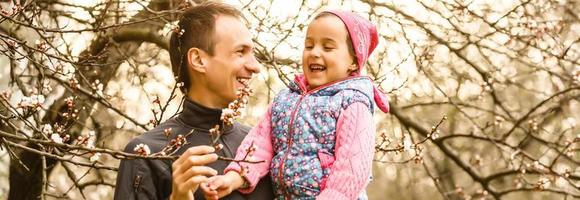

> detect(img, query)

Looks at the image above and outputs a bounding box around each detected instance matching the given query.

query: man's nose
[246,55,261,74]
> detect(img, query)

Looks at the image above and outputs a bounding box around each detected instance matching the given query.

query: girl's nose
[310,47,321,58]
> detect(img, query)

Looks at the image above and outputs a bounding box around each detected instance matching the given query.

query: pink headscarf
[319,10,390,113]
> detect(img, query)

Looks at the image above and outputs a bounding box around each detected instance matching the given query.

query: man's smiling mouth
[236,77,250,86]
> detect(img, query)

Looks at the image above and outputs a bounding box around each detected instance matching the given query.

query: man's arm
[114,140,163,200]
[114,136,219,200]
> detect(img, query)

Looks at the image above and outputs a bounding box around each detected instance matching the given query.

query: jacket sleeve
[317,102,375,200]
[224,105,274,194]
[114,140,170,200]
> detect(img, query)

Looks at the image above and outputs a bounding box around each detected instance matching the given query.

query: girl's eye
[305,46,313,49]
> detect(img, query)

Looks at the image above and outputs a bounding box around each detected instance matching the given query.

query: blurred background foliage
[0,0,578,199]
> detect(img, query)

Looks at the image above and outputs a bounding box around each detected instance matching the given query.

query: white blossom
[220,108,236,125]
[162,22,179,36]
[89,153,101,162]
[42,80,52,94]
[403,137,412,152]
[537,177,551,189]
[573,68,580,84]
[93,80,104,97]
[61,65,76,80]
[41,124,53,135]
[86,131,96,148]
[18,96,31,108]
[222,108,234,116]
[1,89,12,99]
[51,133,63,144]
[134,143,151,156]
[18,94,45,110]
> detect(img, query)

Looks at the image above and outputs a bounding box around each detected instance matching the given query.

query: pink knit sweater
[225,102,375,199]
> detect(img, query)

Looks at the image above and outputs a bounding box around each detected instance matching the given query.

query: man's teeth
[237,78,249,85]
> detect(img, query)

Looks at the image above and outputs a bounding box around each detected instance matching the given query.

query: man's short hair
[169,1,243,94]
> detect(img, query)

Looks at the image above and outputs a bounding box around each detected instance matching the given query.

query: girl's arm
[317,102,375,200]
[223,105,274,193]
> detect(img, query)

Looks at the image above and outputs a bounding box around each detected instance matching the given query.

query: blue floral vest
[268,77,375,199]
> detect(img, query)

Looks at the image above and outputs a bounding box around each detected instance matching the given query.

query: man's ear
[187,48,208,73]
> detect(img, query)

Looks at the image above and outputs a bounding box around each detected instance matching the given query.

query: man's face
[204,15,260,107]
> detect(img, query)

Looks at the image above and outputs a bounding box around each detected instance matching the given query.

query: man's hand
[170,146,219,200]
[201,171,245,200]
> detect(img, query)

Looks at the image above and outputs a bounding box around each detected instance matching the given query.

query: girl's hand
[201,171,245,200]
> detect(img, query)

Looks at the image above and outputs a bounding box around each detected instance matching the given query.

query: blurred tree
[0,0,578,199]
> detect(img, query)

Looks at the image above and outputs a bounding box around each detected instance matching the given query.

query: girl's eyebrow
[304,37,337,43]
[321,38,337,44]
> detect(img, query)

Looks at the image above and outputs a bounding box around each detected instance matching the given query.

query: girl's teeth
[310,64,325,70]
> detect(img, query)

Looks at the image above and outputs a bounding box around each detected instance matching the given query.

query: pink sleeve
[317,103,375,200]
[224,106,274,193]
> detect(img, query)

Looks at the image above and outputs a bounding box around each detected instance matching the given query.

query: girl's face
[302,15,356,89]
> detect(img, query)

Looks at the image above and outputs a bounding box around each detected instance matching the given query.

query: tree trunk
[7,0,182,199]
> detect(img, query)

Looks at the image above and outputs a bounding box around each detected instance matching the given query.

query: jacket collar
[290,74,389,113]
[291,74,373,95]
[177,98,233,132]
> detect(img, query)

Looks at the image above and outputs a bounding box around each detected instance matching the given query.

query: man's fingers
[173,153,218,175]
[173,145,215,166]
[180,166,218,181]
[173,166,217,187]
[170,146,220,197]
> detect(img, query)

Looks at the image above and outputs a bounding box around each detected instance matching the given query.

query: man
[114,2,273,199]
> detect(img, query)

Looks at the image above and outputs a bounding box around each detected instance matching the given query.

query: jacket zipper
[278,94,304,199]
[276,78,357,199]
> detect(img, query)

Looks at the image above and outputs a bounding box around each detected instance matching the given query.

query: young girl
[202,10,389,199]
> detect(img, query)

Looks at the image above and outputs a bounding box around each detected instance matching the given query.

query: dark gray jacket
[114,99,274,200]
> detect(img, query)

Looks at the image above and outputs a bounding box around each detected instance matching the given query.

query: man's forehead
[215,15,250,34]
[214,15,254,48]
